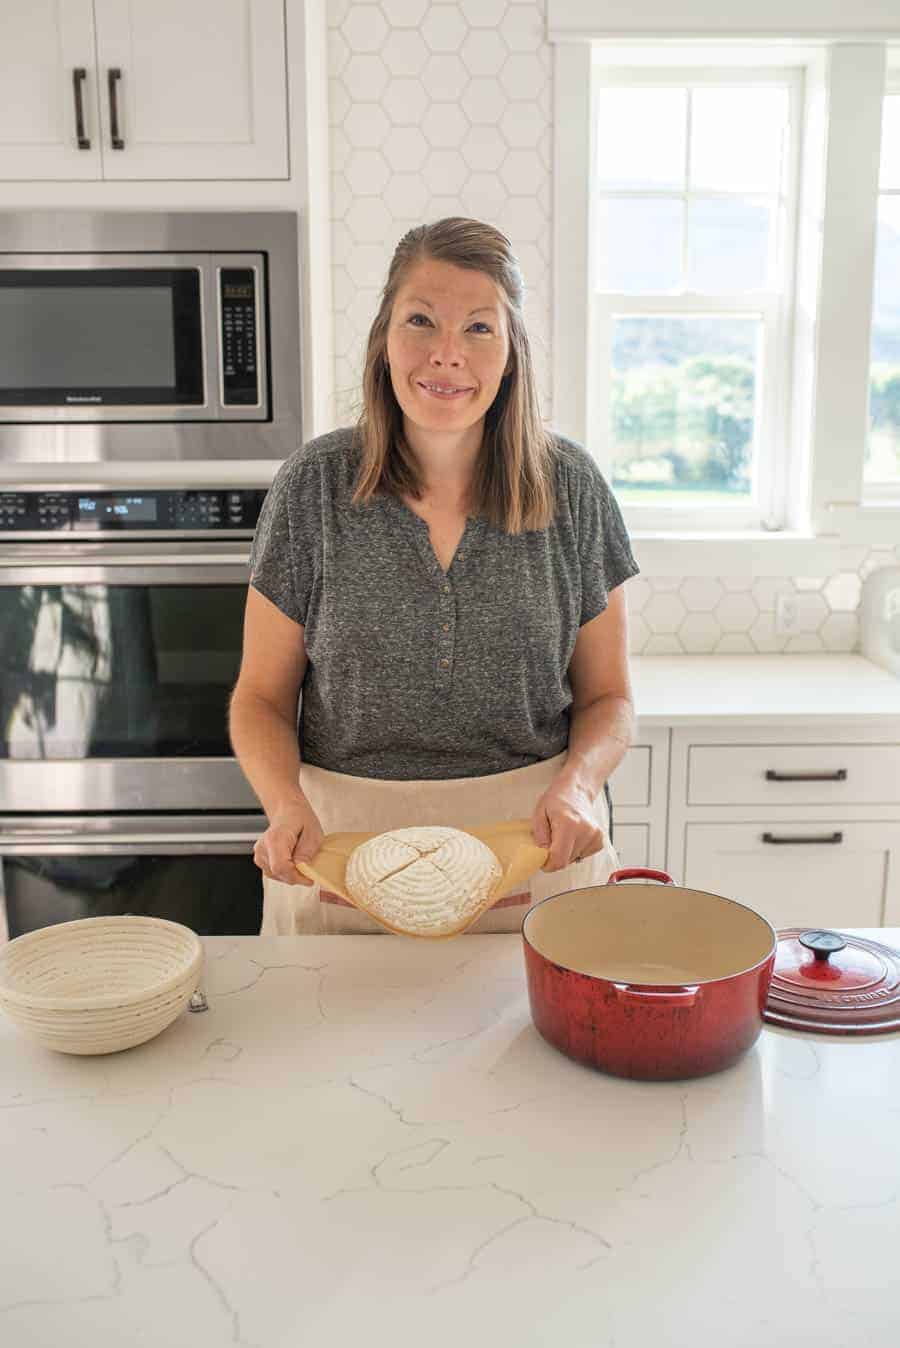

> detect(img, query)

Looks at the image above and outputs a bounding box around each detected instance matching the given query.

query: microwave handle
[72,68,90,149]
[0,833,259,857]
[107,67,124,150]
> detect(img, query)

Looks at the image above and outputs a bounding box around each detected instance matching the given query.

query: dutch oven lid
[764,928,900,1035]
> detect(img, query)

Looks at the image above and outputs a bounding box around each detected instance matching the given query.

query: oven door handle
[0,557,250,586]
[0,832,260,856]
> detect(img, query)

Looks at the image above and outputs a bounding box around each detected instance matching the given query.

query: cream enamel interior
[523,883,775,984]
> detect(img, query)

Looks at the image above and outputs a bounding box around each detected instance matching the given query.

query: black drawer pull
[72,67,90,149]
[762,831,844,846]
[765,768,847,783]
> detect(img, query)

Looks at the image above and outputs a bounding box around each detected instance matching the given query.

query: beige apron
[260,750,619,935]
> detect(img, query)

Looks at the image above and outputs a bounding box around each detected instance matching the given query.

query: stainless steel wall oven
[0,486,267,941]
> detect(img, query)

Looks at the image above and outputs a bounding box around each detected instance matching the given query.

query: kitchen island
[1,932,898,1347]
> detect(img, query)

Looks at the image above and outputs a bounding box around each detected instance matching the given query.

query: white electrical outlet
[775,592,800,636]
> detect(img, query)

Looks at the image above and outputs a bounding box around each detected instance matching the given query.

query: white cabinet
[609,822,650,870]
[686,742,900,807]
[668,725,900,929]
[0,1,101,179]
[608,728,669,872]
[0,0,288,181]
[682,820,900,930]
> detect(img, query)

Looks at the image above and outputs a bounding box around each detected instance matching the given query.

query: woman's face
[385,258,511,441]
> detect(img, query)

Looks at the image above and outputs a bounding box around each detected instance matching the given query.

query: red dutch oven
[522,867,777,1081]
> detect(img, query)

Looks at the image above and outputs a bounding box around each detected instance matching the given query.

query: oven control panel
[0,488,267,533]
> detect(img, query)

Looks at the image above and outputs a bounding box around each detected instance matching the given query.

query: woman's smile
[416,378,476,400]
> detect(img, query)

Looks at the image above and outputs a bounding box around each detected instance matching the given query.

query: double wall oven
[0,487,268,941]
[0,209,303,942]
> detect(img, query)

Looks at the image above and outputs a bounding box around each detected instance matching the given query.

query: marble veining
[1,932,898,1348]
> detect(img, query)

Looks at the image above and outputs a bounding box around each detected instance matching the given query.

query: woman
[230,217,640,935]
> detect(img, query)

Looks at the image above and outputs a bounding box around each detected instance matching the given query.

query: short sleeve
[570,450,640,626]
[248,445,321,626]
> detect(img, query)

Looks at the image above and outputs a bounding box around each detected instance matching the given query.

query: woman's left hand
[531,778,605,872]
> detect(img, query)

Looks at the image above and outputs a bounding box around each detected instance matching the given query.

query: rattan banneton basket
[0,916,204,1055]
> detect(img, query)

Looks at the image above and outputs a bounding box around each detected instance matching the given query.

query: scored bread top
[344,826,503,936]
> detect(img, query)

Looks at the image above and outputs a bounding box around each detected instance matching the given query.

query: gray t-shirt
[249,425,639,781]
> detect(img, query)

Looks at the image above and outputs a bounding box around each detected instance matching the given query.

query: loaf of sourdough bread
[344,826,503,936]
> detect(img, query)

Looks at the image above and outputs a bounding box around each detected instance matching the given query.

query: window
[588,69,798,532]
[552,37,900,563]
[866,79,900,499]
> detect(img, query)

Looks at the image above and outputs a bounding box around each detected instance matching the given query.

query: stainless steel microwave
[0,210,302,464]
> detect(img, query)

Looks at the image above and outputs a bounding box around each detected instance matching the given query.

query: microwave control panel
[0,489,267,534]
[220,268,260,406]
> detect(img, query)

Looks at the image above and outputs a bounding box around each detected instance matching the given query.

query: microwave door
[0,253,225,423]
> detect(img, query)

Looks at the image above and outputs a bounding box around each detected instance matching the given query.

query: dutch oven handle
[606,867,695,1004]
[607,867,675,885]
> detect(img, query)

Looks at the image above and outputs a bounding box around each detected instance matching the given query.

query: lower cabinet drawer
[682,820,900,930]
[611,823,649,870]
[687,743,900,807]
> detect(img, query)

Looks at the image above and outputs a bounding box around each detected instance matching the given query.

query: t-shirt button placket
[440,578,453,675]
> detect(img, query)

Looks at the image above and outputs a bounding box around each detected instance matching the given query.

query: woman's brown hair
[350,217,560,535]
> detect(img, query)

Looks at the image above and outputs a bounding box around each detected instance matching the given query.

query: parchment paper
[294,818,550,938]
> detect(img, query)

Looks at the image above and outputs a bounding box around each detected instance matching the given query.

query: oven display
[78,495,158,523]
[0,488,267,532]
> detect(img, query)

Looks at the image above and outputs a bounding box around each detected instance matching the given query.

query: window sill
[629,531,841,577]
[822,503,900,543]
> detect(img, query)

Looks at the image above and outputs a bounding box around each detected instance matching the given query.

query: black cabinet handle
[72,67,90,149]
[107,67,124,149]
[762,831,844,845]
[765,768,847,782]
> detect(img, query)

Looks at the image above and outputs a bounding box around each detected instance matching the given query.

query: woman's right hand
[253,797,325,886]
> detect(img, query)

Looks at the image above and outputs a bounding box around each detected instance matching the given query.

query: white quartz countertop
[630,653,900,725]
[1,932,898,1348]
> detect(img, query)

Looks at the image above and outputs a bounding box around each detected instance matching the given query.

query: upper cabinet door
[0,0,102,180]
[92,0,288,180]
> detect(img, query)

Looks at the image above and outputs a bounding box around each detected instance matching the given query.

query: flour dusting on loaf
[344,826,503,935]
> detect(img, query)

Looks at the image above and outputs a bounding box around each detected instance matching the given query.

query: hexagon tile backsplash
[627,548,900,655]
[326,0,900,655]
[328,0,552,426]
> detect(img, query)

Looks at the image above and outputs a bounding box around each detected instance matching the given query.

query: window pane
[687,197,772,292]
[866,196,900,489]
[610,316,760,505]
[595,197,683,293]
[879,94,900,190]
[690,88,788,194]
[596,87,686,190]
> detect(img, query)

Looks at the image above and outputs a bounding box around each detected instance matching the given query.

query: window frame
[866,70,900,504]
[552,39,900,571]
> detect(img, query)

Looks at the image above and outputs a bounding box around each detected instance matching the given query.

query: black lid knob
[798,929,846,962]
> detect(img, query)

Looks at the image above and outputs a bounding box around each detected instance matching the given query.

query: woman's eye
[406,314,492,333]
